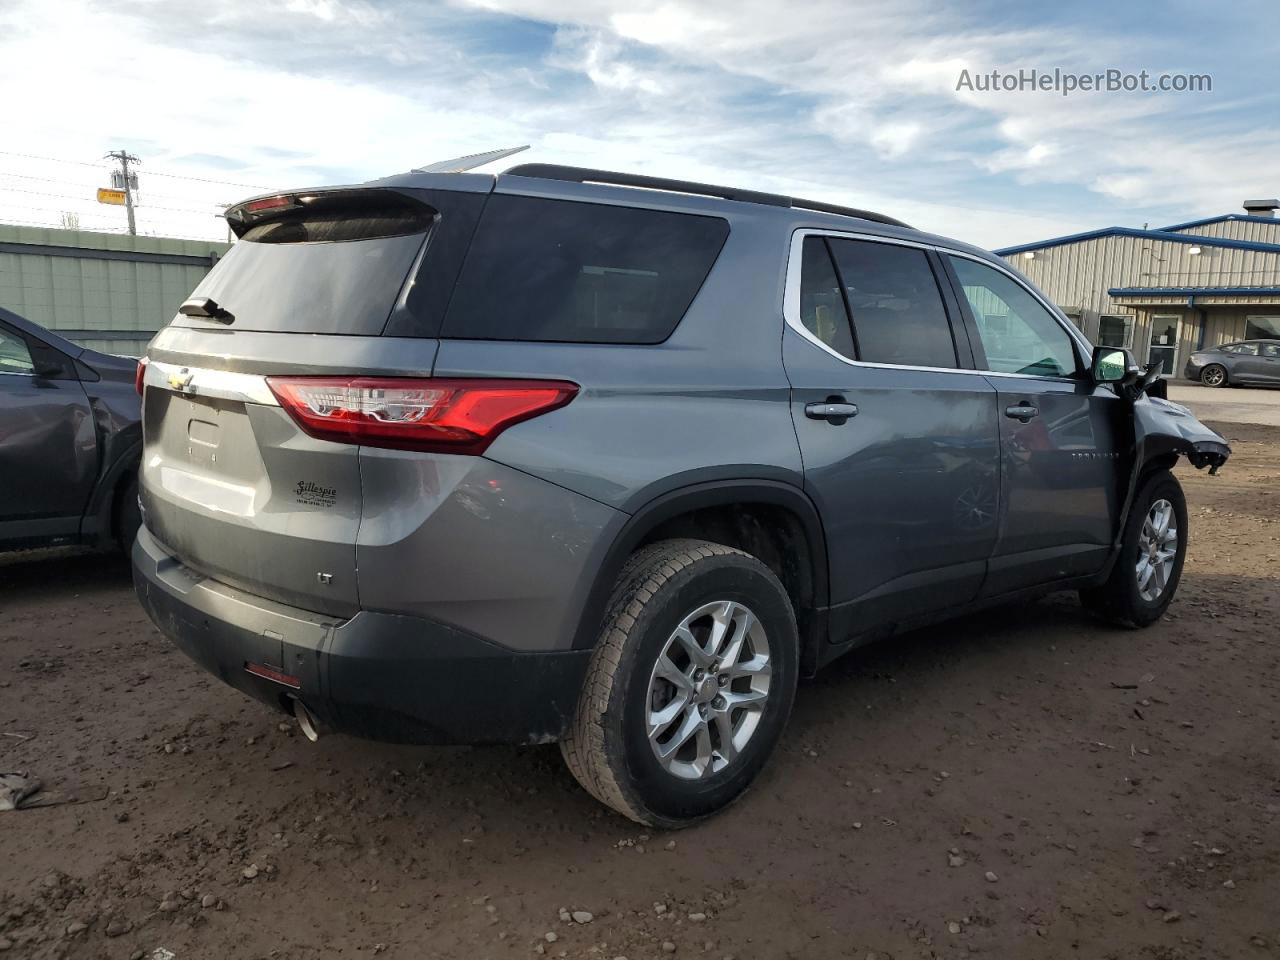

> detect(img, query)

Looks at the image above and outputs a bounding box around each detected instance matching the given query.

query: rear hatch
[139,184,484,617]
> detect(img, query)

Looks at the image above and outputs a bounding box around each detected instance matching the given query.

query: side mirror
[1091,346,1137,384]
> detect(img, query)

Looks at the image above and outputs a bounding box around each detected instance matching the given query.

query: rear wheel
[560,539,798,827]
[1200,363,1227,387]
[1080,469,1187,627]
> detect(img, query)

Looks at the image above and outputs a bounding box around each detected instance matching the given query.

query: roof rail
[503,163,911,229]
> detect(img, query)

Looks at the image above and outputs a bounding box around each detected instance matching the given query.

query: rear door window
[179,191,436,336]
[825,238,958,368]
[441,195,729,343]
[797,237,855,359]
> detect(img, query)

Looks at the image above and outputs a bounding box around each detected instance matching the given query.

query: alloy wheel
[645,600,772,780]
[1136,498,1178,602]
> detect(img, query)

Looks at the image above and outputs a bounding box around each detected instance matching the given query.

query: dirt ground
[2,422,1278,960]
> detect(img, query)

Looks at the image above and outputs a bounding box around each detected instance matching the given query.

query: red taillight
[135,357,148,396]
[266,377,579,455]
[244,195,298,212]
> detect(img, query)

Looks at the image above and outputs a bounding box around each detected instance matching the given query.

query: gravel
[2,425,1277,960]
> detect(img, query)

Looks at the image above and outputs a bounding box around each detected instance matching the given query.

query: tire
[114,473,142,555]
[560,538,799,827]
[1200,363,1227,387]
[1080,469,1187,628]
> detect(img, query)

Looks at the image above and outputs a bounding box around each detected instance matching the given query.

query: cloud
[0,0,1275,247]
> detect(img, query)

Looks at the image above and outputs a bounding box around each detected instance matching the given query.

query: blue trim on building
[994,226,1280,257]
[1109,286,1280,298]
[1159,214,1280,232]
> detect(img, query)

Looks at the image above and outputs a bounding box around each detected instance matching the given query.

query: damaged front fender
[1134,395,1231,476]
[1095,392,1230,584]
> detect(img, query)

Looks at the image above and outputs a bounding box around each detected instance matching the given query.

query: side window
[1264,344,1280,358]
[0,327,35,375]
[826,239,957,368]
[442,195,730,344]
[1229,343,1259,356]
[798,237,855,358]
[948,256,1079,378]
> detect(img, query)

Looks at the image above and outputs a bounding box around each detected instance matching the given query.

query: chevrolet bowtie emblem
[168,368,195,393]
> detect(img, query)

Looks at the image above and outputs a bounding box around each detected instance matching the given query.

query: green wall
[0,225,231,357]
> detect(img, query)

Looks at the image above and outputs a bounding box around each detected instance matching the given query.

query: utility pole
[217,204,234,242]
[105,150,140,235]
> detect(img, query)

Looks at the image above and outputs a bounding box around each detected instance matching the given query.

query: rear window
[178,191,435,336]
[440,195,729,344]
[826,238,957,369]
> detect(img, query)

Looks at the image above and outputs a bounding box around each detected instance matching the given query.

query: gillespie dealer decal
[295,480,337,508]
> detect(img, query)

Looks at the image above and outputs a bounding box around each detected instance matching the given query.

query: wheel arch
[82,435,142,549]
[1095,396,1229,584]
[571,480,830,670]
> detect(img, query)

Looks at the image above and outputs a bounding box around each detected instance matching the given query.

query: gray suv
[132,163,1230,826]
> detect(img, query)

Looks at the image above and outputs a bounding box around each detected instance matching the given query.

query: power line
[0,189,230,216]
[0,201,112,216]
[0,170,95,187]
[0,150,106,169]
[0,190,223,215]
[0,171,253,203]
[0,172,243,208]
[138,202,223,215]
[0,149,274,191]
[0,186,96,203]
[0,204,154,224]
[142,168,274,190]
[0,203,224,228]
[0,216,92,229]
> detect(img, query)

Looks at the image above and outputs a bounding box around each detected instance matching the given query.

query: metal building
[994,199,1280,376]
[0,224,230,357]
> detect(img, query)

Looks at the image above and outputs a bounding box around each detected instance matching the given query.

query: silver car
[132,162,1230,826]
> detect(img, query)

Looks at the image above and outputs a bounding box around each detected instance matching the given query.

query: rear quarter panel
[355,452,625,652]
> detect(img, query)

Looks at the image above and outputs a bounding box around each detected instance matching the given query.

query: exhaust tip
[293,698,323,742]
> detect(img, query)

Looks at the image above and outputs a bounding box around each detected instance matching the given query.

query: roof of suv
[501,163,913,229]
[246,162,1001,266]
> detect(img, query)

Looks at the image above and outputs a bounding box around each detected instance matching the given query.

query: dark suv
[132,163,1230,826]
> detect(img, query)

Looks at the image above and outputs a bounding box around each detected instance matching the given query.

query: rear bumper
[132,525,590,745]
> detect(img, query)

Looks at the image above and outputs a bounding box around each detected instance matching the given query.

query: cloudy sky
[0,0,1275,248]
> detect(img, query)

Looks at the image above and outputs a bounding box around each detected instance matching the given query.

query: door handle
[805,401,858,422]
[1004,403,1039,422]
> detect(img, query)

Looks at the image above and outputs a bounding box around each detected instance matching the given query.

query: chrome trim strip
[781,228,1093,380]
[145,360,279,406]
